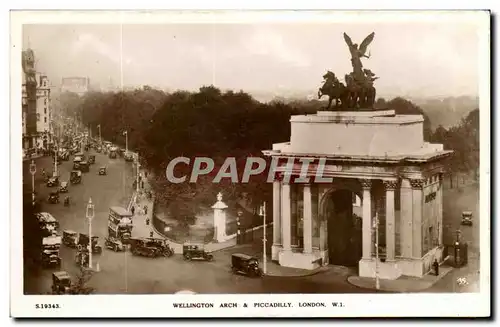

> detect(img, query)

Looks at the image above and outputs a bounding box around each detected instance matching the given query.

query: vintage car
[41,236,62,268]
[58,181,69,193]
[124,152,134,162]
[98,166,107,175]
[183,243,213,261]
[70,170,82,184]
[130,238,173,258]
[47,191,60,204]
[231,253,262,277]
[73,156,82,170]
[146,238,174,257]
[109,149,117,159]
[46,176,60,187]
[95,146,102,153]
[51,271,72,294]
[62,230,78,247]
[88,155,96,164]
[80,161,90,173]
[104,236,126,252]
[461,211,473,226]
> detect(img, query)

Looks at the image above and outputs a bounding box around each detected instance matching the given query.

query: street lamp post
[29,160,36,206]
[86,198,95,269]
[97,124,101,144]
[123,131,128,153]
[53,142,58,177]
[259,202,267,275]
[373,214,380,290]
[136,154,140,193]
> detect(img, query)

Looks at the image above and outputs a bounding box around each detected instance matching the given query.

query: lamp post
[373,214,380,290]
[97,124,101,144]
[86,198,95,269]
[136,154,140,194]
[29,160,36,206]
[259,202,267,275]
[53,142,58,177]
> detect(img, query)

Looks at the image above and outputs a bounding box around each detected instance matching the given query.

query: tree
[69,266,95,295]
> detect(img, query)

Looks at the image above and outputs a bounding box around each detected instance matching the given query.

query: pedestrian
[146,218,150,225]
[131,205,135,216]
[145,171,148,178]
[433,259,439,276]
[144,205,148,214]
[141,181,145,189]
[150,231,154,238]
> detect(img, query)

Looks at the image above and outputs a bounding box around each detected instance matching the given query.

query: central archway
[323,188,363,267]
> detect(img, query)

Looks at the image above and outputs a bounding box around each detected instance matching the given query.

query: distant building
[60,77,90,95]
[22,48,53,150]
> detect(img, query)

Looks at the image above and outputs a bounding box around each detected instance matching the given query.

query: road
[428,183,481,293]
[23,151,370,294]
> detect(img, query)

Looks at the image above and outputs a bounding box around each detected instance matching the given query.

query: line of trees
[58,85,478,221]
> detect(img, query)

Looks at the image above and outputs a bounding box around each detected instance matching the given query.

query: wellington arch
[262,110,453,279]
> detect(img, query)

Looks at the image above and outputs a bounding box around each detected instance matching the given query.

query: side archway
[319,179,363,266]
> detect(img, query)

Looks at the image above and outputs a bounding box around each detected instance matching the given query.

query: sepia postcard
[10,10,491,318]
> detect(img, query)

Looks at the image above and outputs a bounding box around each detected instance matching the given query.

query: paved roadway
[22,151,370,294]
[428,183,481,293]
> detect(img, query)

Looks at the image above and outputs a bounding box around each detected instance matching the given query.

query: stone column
[400,178,413,258]
[360,179,372,259]
[410,178,425,258]
[383,180,397,261]
[281,182,292,252]
[211,192,228,242]
[303,184,313,254]
[272,180,282,260]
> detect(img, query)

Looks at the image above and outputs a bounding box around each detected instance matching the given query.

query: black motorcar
[183,243,213,261]
[98,166,107,175]
[88,155,96,164]
[231,253,262,277]
[70,170,82,184]
[46,176,60,187]
[58,181,69,193]
[51,271,71,294]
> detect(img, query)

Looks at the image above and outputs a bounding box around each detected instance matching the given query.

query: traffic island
[347,265,453,292]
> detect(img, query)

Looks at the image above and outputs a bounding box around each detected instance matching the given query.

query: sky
[22,20,482,98]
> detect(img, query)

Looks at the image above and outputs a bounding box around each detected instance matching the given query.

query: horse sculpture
[318,71,347,110]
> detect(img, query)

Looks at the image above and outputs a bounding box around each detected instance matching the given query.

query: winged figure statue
[343,32,375,79]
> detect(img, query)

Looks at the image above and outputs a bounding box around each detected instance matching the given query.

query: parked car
[183,243,213,261]
[231,253,262,277]
[98,166,107,175]
[104,237,126,252]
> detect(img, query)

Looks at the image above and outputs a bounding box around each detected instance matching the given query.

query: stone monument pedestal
[212,192,228,243]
